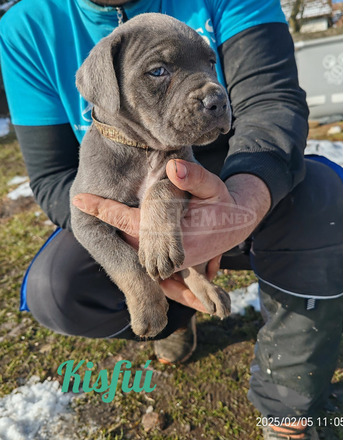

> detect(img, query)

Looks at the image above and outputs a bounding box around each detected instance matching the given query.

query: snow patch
[7,176,33,200]
[230,282,260,315]
[0,118,10,137]
[8,176,28,186]
[7,181,33,200]
[306,140,343,166]
[0,376,74,440]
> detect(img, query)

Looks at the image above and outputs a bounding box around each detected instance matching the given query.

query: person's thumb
[166,159,223,200]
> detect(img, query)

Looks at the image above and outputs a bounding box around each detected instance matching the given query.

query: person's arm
[0,5,81,230]
[14,124,79,230]
[218,22,309,209]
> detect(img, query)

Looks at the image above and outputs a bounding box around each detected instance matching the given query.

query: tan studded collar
[91,109,150,151]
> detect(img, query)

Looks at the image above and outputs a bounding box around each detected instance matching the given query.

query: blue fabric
[20,228,62,311]
[0,0,286,143]
[305,154,343,181]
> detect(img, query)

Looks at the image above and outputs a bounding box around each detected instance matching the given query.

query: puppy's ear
[76,33,121,115]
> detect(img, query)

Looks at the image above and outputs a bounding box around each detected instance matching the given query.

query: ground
[0,124,342,440]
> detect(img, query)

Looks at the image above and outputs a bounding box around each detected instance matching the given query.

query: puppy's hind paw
[212,285,231,319]
[185,275,231,319]
[130,297,169,338]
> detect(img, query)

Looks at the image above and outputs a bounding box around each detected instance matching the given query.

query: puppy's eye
[148,67,168,77]
[210,60,216,70]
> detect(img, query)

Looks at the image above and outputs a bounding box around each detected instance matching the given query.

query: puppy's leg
[139,179,188,281]
[181,264,231,319]
[71,208,168,337]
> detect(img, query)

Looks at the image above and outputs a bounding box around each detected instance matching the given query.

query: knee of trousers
[26,261,88,336]
[249,282,343,417]
[25,230,130,338]
[26,263,132,338]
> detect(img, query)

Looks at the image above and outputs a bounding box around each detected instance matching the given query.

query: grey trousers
[248,282,342,418]
[23,158,342,418]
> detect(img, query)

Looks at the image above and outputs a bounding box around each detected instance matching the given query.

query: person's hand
[72,159,271,265]
[72,195,141,250]
[72,159,271,312]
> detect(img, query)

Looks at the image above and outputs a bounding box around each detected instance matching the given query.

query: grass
[308,121,343,142]
[0,125,342,439]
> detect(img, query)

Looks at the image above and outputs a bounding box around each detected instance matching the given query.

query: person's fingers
[166,159,224,200]
[72,193,140,237]
[160,277,208,313]
[206,254,222,281]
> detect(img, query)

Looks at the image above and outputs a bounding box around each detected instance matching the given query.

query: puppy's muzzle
[201,89,228,119]
[193,82,231,134]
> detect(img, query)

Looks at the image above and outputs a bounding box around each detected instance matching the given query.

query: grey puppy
[70,13,232,338]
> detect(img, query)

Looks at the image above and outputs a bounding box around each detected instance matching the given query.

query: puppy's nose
[201,90,228,117]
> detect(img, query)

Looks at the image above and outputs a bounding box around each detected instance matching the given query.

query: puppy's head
[76,13,231,150]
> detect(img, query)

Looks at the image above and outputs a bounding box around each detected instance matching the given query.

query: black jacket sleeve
[218,22,309,209]
[14,123,79,230]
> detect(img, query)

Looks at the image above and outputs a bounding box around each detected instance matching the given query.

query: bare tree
[289,0,306,32]
[281,0,334,33]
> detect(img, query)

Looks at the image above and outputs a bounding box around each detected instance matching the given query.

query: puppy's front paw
[130,296,169,338]
[139,232,184,280]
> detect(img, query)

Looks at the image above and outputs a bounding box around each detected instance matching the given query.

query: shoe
[154,315,197,364]
[263,424,319,439]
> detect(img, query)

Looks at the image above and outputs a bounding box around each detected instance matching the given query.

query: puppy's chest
[137,151,168,204]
